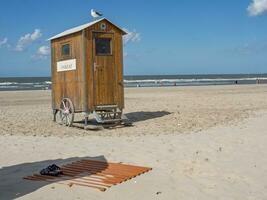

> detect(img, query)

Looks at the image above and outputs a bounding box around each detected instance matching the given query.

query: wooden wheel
[59,98,74,127]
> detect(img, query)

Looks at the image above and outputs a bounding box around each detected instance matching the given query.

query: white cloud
[0,38,8,48]
[32,45,50,60]
[37,45,50,56]
[15,29,42,51]
[122,28,141,44]
[248,0,267,16]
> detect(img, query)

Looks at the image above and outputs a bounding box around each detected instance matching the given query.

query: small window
[61,43,70,57]
[100,23,106,31]
[96,38,111,55]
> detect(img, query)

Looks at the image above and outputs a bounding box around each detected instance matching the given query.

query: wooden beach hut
[48,18,128,127]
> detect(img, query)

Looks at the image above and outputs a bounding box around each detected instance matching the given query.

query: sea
[0,74,267,91]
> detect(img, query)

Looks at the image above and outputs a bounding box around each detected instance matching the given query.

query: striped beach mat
[24,159,152,191]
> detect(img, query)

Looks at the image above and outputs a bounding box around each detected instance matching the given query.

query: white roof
[48,18,126,41]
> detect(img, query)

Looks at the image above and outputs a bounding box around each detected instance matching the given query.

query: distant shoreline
[1,72,267,79]
[0,74,267,91]
[0,83,266,92]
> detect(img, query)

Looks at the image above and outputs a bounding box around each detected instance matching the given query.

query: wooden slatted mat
[23,159,152,191]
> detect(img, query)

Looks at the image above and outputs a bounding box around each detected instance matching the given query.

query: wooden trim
[92,30,116,34]
[119,35,124,109]
[82,30,88,112]
[91,30,95,109]
[60,41,72,60]
[50,43,55,110]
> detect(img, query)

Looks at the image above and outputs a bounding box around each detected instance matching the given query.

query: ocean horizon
[0,73,267,91]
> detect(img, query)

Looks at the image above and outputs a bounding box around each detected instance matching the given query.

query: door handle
[93,62,98,72]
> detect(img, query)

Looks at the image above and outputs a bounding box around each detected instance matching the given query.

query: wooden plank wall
[86,20,125,110]
[115,30,124,109]
[51,32,84,112]
[51,19,125,112]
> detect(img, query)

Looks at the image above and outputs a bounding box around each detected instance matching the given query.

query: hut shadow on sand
[0,155,107,200]
[125,111,171,123]
[70,111,171,129]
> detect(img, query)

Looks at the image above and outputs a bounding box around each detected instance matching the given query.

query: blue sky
[0,0,267,77]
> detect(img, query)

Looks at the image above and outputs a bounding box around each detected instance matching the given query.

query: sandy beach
[1,85,267,199]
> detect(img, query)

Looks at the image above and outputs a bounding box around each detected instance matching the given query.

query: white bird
[91,9,103,19]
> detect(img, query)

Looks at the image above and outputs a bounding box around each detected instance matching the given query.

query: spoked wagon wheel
[59,98,74,127]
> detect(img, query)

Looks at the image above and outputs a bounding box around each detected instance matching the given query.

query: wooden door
[92,32,116,106]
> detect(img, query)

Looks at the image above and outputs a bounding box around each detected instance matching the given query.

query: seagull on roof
[91,9,103,19]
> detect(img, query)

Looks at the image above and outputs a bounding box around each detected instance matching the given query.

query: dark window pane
[62,44,70,57]
[96,38,111,55]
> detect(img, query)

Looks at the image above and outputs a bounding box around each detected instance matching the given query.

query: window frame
[60,42,72,59]
[95,37,112,56]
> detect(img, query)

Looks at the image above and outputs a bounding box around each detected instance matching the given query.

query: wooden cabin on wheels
[48,18,130,128]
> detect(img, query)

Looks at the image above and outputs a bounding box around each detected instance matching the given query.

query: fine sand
[0,85,267,199]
